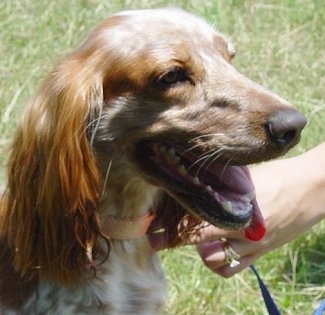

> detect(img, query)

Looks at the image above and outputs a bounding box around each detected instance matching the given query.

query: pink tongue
[217,166,266,241]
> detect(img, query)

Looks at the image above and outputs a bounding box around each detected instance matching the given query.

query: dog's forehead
[91,8,235,61]
[116,8,215,36]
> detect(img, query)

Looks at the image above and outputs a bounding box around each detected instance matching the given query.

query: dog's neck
[98,154,160,239]
[101,212,155,240]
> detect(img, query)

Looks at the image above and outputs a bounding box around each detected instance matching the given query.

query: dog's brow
[212,99,239,109]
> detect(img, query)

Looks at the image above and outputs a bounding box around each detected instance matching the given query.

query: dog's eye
[157,68,189,88]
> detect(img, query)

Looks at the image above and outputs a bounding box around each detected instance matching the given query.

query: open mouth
[135,142,266,241]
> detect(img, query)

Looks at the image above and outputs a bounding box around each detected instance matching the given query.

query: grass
[1,0,325,314]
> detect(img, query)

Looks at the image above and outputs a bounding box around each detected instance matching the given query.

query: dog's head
[0,8,306,284]
[90,8,306,237]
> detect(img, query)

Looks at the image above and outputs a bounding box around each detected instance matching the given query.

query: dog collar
[103,212,155,240]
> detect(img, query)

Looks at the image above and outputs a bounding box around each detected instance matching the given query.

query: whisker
[85,113,117,144]
[195,149,224,177]
[183,143,204,153]
[191,133,225,142]
[101,160,113,199]
[189,148,225,177]
[89,114,103,146]
[184,133,224,154]
[219,158,233,181]
[188,148,219,170]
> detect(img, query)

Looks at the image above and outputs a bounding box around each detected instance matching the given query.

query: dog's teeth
[192,176,200,184]
[205,185,213,192]
[160,146,183,166]
[178,165,187,176]
[240,191,255,202]
[221,201,233,212]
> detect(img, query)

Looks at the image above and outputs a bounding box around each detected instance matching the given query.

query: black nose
[267,109,307,147]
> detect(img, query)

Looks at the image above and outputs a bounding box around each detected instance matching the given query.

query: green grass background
[1,0,324,314]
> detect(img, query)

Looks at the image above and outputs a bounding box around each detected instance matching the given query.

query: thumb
[148,224,245,251]
[189,224,245,245]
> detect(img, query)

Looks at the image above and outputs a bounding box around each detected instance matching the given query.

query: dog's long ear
[0,53,108,284]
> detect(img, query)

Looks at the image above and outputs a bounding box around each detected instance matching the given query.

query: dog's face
[84,8,306,240]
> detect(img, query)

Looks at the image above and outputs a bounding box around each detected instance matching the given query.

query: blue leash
[313,300,325,315]
[250,264,281,315]
[250,264,325,315]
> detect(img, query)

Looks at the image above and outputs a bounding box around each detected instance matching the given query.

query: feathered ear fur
[0,53,108,284]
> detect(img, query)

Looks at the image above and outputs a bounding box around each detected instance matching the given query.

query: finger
[188,224,246,245]
[214,255,259,278]
[195,240,226,270]
[196,240,225,260]
[196,239,261,278]
[196,238,258,273]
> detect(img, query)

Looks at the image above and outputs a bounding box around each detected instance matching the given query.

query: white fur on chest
[13,241,165,315]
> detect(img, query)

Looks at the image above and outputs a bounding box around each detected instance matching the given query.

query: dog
[0,8,306,314]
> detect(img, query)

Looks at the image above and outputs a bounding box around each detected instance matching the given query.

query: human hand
[195,226,265,278]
